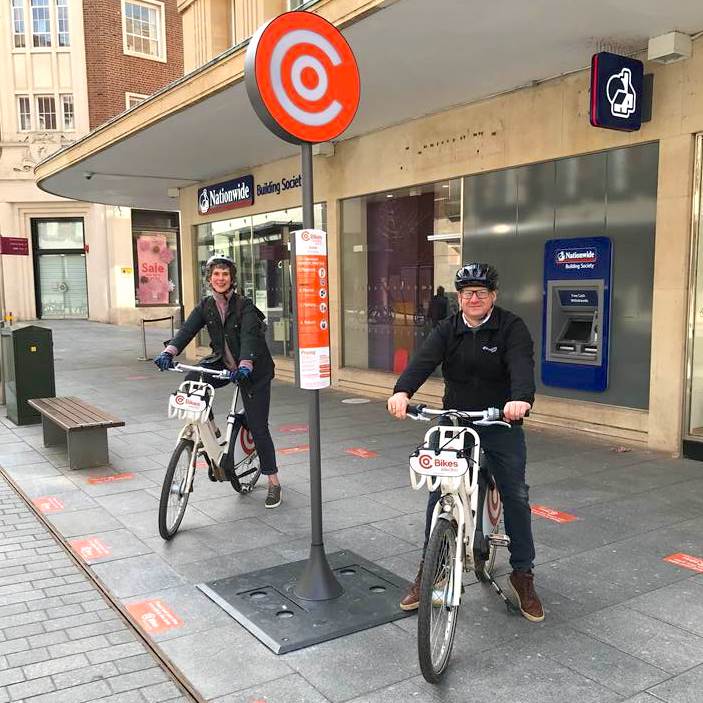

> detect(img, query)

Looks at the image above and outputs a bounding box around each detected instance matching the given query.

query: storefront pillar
[648,135,696,454]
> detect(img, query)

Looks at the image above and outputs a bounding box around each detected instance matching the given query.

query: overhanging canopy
[36,0,703,210]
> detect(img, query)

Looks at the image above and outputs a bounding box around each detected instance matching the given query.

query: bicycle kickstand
[484,571,520,615]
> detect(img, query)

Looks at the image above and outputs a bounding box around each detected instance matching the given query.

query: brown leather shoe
[399,561,423,611]
[508,571,544,622]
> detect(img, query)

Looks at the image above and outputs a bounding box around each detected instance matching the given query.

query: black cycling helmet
[454,263,499,291]
[205,254,236,283]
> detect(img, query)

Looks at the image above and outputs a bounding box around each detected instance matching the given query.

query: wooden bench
[28,397,125,470]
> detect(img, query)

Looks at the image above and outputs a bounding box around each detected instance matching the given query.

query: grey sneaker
[265,484,282,509]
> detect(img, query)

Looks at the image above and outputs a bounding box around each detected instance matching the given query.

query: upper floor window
[125,92,148,109]
[31,0,51,47]
[11,0,26,47]
[288,0,305,8]
[36,95,56,130]
[55,0,69,46]
[17,95,31,131]
[122,0,166,61]
[60,94,73,129]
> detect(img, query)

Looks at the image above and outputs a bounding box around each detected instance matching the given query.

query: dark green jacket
[170,294,274,385]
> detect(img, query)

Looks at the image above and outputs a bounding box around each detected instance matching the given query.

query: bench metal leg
[42,417,66,448]
[67,428,109,470]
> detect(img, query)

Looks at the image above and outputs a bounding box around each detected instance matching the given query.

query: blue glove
[154,351,174,371]
[230,366,252,384]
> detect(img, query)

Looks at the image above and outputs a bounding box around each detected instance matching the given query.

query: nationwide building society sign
[197,174,303,216]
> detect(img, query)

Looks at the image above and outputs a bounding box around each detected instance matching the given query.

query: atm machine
[542,237,612,392]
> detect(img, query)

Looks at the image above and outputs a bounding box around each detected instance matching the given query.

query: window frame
[60,93,74,130]
[36,94,57,131]
[11,0,26,48]
[17,95,31,131]
[121,0,167,63]
[125,92,149,109]
[55,0,69,46]
[30,0,51,48]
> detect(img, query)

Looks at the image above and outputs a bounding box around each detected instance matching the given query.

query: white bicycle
[406,404,519,683]
[158,363,261,540]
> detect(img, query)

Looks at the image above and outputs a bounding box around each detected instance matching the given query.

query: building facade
[34,0,703,458]
[0,0,183,325]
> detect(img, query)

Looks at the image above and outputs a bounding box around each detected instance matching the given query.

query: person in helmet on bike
[387,263,542,621]
[154,254,281,509]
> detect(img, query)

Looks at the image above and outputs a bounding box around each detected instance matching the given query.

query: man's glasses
[458,289,491,300]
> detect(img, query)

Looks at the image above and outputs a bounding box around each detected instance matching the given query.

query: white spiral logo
[270,29,343,127]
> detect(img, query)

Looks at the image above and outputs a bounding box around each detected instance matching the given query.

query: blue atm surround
[542,237,612,392]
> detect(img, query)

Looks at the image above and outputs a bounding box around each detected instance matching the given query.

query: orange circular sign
[245,11,360,144]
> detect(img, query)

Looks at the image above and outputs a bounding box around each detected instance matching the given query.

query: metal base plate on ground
[196,550,412,654]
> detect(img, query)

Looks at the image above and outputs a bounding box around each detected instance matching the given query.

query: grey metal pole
[294,142,343,601]
[138,319,148,361]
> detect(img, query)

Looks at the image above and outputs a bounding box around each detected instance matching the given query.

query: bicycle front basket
[168,381,214,423]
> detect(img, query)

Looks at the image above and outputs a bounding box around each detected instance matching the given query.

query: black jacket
[169,294,274,386]
[393,306,535,412]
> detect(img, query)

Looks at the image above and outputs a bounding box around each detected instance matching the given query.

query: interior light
[492,224,511,234]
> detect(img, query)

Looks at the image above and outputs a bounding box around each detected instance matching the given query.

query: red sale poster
[136,234,174,304]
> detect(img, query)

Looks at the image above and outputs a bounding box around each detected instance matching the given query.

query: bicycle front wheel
[418,518,460,683]
[158,439,193,540]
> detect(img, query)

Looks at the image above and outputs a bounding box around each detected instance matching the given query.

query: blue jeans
[423,424,535,572]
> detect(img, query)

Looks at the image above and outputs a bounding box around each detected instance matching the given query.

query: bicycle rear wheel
[476,477,502,582]
[158,439,193,540]
[418,518,460,683]
[230,453,262,494]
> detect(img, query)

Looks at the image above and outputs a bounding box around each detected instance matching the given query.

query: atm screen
[563,319,592,342]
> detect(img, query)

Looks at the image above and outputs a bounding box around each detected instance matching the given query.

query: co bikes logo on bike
[418,454,460,471]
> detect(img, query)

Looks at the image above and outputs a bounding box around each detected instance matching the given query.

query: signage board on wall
[293,228,331,390]
[590,51,643,132]
[0,237,29,255]
[198,175,254,215]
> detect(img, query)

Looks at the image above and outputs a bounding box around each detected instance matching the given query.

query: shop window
[60,94,73,130]
[195,204,326,358]
[17,96,31,131]
[31,0,50,47]
[12,0,26,48]
[56,0,69,45]
[122,0,166,61]
[133,231,180,306]
[36,95,56,130]
[341,180,462,373]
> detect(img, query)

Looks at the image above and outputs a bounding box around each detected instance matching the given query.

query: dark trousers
[184,363,278,476]
[423,424,535,572]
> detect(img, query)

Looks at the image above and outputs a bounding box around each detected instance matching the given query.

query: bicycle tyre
[158,439,193,540]
[418,518,460,683]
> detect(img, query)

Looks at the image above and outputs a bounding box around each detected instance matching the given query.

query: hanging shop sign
[245,11,360,144]
[293,228,331,389]
[590,51,643,132]
[198,175,255,215]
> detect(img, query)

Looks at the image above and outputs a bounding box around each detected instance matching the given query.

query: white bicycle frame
[409,408,508,608]
[168,363,257,489]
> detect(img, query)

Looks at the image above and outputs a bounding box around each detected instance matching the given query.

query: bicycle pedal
[488,533,511,547]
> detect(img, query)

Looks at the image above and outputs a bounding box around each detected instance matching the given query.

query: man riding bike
[387,263,543,622]
[154,254,282,509]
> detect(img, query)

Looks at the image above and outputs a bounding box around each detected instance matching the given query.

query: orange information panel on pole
[294,228,331,390]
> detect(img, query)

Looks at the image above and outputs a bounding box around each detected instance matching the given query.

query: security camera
[84,172,94,180]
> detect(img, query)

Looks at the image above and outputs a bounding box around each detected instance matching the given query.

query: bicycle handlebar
[170,363,231,380]
[406,404,526,427]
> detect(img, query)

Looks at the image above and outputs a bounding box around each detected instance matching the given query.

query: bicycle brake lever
[474,420,512,428]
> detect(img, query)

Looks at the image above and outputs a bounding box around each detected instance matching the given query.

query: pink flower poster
[137,234,174,304]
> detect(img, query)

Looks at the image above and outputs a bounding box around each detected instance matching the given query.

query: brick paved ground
[0,471,192,703]
[1,319,703,702]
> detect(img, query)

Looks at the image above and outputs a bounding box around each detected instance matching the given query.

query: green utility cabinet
[1,326,55,425]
